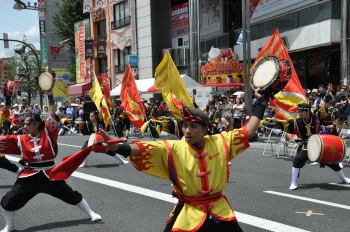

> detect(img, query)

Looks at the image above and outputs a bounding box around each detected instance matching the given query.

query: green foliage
[4,43,41,105]
[52,0,89,83]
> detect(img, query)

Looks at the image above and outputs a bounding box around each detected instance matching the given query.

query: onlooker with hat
[40,105,50,121]
[33,104,42,115]
[311,88,323,109]
[21,97,27,107]
[11,104,20,116]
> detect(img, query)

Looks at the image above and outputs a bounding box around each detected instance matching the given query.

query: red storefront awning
[68,82,92,97]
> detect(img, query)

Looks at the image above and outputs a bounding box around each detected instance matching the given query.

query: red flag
[252,29,307,120]
[250,0,261,18]
[50,46,61,63]
[121,63,146,129]
[101,73,112,108]
[48,146,92,180]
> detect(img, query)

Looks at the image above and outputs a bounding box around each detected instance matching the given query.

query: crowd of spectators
[0,98,84,136]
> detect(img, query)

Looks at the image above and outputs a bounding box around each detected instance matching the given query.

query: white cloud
[1,27,40,58]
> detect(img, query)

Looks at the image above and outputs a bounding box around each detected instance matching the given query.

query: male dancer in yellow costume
[0,99,22,175]
[99,90,266,231]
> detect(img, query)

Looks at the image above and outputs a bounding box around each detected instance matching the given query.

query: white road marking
[265,191,350,210]
[57,143,81,148]
[329,182,350,188]
[5,154,309,232]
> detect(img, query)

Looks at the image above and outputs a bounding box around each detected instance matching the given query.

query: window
[275,14,292,33]
[96,20,106,36]
[112,1,130,30]
[116,47,131,73]
[98,57,107,75]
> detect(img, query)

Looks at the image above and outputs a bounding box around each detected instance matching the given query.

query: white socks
[336,170,350,183]
[1,208,15,232]
[79,159,87,168]
[113,154,129,164]
[76,199,101,222]
[289,167,299,190]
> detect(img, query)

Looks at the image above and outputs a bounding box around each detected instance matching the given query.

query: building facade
[234,0,341,91]
[0,58,12,81]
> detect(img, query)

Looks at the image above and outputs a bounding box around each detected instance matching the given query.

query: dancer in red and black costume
[0,92,101,232]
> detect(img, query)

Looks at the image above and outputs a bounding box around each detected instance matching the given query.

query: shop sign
[97,36,106,57]
[85,40,94,59]
[93,8,105,22]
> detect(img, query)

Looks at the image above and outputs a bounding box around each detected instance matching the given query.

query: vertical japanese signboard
[38,9,47,69]
[74,19,91,84]
[97,36,106,57]
[171,1,189,48]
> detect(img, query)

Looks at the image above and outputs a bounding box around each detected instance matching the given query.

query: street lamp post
[12,0,49,108]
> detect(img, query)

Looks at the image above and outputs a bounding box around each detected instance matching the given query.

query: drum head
[88,133,96,147]
[251,56,279,89]
[39,72,55,92]
[307,135,322,162]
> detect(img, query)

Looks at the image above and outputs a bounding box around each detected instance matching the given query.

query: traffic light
[14,45,26,55]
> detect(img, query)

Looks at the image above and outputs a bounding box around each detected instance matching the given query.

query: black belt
[24,161,55,168]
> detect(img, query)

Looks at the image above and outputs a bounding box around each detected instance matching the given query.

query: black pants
[122,118,131,131]
[149,122,159,139]
[1,171,82,211]
[0,157,18,173]
[293,146,341,171]
[164,203,243,232]
[115,120,124,138]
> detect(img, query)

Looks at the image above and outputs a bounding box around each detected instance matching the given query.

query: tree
[4,42,41,106]
[52,0,89,83]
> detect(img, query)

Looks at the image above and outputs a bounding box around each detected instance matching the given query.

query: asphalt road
[0,133,349,232]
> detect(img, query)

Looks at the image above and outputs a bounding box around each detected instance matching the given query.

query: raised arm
[245,89,267,138]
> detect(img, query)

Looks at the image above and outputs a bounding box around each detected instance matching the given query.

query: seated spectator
[58,116,73,136]
[11,120,24,135]
[10,114,22,134]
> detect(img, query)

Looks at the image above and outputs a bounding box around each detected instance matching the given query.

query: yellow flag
[154,51,193,118]
[89,73,111,127]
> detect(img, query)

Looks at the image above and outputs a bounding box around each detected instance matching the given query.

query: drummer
[284,103,350,190]
[311,94,342,166]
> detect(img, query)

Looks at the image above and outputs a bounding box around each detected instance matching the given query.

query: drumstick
[93,138,127,146]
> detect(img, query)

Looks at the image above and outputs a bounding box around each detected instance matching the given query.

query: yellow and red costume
[131,127,249,231]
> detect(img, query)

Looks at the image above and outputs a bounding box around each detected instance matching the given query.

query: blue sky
[0,0,39,58]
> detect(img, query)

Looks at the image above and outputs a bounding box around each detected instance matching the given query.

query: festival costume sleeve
[285,119,295,134]
[45,114,60,143]
[0,135,20,155]
[130,141,170,180]
[221,126,250,161]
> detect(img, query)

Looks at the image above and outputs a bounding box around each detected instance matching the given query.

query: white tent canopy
[110,74,201,96]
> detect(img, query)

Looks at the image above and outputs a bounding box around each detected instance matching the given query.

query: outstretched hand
[99,129,119,151]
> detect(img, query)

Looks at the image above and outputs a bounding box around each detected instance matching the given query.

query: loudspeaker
[83,101,97,121]
[83,101,97,113]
